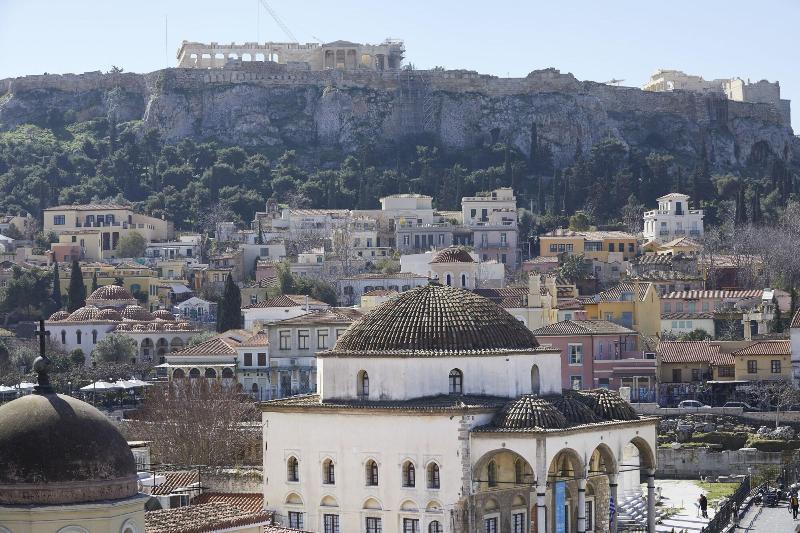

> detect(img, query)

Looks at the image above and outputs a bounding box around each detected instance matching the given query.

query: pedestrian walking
[791,492,799,519]
[699,493,708,519]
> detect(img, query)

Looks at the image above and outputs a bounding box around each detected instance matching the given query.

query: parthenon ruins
[176,39,405,71]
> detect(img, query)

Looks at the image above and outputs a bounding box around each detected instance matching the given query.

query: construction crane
[604,78,625,86]
[258,0,298,43]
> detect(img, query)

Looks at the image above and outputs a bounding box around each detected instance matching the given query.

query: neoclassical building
[46,284,203,363]
[261,284,658,533]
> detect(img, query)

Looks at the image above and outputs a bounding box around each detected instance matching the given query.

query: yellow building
[59,262,162,308]
[657,340,791,384]
[539,229,639,262]
[584,281,661,337]
[732,340,792,381]
[658,236,701,256]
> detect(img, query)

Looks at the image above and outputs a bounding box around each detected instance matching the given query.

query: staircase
[617,493,649,531]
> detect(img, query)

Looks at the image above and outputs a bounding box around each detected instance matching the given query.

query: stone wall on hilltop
[1,64,797,169]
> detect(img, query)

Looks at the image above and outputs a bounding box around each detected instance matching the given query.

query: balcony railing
[674,229,685,235]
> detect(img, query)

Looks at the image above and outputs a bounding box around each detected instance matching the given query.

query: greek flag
[609,496,616,523]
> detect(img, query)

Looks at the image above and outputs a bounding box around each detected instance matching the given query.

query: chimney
[528,272,541,308]
[545,276,558,308]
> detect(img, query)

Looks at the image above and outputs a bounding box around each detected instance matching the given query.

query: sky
[1,0,799,131]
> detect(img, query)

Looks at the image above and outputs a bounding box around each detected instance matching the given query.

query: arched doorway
[472,449,534,531]
[547,448,585,533]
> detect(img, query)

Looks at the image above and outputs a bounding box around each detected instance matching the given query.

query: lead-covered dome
[65,305,102,321]
[0,393,137,504]
[332,284,539,355]
[547,393,602,425]
[97,308,123,321]
[152,309,176,321]
[491,395,567,430]
[572,389,638,421]
[88,284,134,301]
[121,305,155,321]
[48,310,70,321]
[431,247,475,263]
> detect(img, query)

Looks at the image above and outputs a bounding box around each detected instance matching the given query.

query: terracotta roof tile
[632,271,703,282]
[710,352,735,366]
[273,308,362,326]
[598,282,652,302]
[430,247,475,263]
[556,298,584,310]
[241,294,304,309]
[145,503,270,532]
[657,341,718,363]
[362,289,399,297]
[532,320,636,336]
[661,313,715,320]
[732,340,790,356]
[662,290,763,300]
[171,336,238,357]
[792,309,800,328]
[149,471,199,496]
[191,492,263,513]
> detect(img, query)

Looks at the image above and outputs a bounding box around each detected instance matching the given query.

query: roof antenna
[33,319,53,395]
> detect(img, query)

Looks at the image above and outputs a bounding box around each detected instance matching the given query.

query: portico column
[647,468,656,533]
[536,489,546,533]
[577,477,587,532]
[608,473,619,533]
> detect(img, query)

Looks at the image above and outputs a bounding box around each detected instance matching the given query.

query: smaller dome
[492,395,567,430]
[88,284,134,301]
[97,308,123,321]
[152,309,176,321]
[547,393,601,425]
[66,305,102,322]
[48,310,70,321]
[121,305,155,321]
[431,247,475,264]
[572,389,638,421]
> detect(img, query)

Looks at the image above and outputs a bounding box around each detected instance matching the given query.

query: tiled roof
[330,284,540,356]
[272,308,362,326]
[191,492,263,513]
[540,229,637,240]
[261,393,511,412]
[662,236,701,248]
[241,294,305,309]
[597,282,651,302]
[661,312,715,320]
[473,287,529,308]
[170,336,238,356]
[548,394,601,424]
[635,254,674,265]
[657,340,718,363]
[556,298,584,310]
[239,333,269,348]
[263,527,314,533]
[792,309,800,328]
[430,247,475,263]
[243,277,280,289]
[531,320,636,336]
[490,395,567,430]
[573,389,638,421]
[149,471,199,495]
[362,289,399,296]
[632,271,702,281]
[339,272,428,281]
[88,284,135,300]
[45,203,130,211]
[710,352,735,366]
[662,290,763,299]
[145,503,271,533]
[524,256,560,265]
[732,340,790,356]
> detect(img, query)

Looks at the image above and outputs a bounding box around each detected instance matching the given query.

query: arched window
[487,460,497,487]
[323,458,335,484]
[189,368,200,378]
[91,330,98,343]
[365,459,379,486]
[222,368,234,378]
[402,461,416,487]
[445,274,452,286]
[173,368,185,379]
[61,330,66,344]
[514,459,524,484]
[204,368,217,378]
[76,330,82,344]
[251,382,259,392]
[531,365,540,395]
[357,370,369,399]
[449,369,463,395]
[287,456,299,482]
[427,463,440,489]
[428,521,442,533]
[461,273,467,287]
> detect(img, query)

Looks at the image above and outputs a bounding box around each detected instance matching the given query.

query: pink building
[531,320,657,401]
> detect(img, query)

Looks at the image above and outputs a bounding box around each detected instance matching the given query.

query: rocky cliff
[1,64,797,169]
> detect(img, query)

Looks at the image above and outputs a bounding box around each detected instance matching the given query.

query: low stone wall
[633,403,800,424]
[201,467,262,493]
[657,448,789,478]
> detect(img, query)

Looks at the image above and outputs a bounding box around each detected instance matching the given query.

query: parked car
[722,401,759,411]
[678,400,710,409]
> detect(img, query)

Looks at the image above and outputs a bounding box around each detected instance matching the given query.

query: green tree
[677,329,712,341]
[568,211,591,231]
[115,231,146,258]
[51,261,63,310]
[69,348,86,367]
[67,260,86,312]
[771,300,784,333]
[558,254,590,283]
[0,266,55,322]
[91,271,99,292]
[2,223,23,239]
[216,274,242,332]
[93,333,137,364]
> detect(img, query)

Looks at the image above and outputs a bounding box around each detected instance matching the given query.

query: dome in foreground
[547,393,602,425]
[48,310,70,321]
[332,284,539,355]
[491,395,567,430]
[431,247,475,264]
[88,284,135,302]
[66,305,102,322]
[0,393,137,505]
[572,389,638,421]
[121,305,155,321]
[97,308,123,321]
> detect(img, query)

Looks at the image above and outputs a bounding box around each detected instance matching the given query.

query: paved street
[739,503,800,532]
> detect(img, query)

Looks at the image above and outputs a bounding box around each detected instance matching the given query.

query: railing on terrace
[700,475,752,533]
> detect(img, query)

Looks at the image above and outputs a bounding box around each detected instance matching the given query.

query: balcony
[658,230,670,236]
[689,229,701,236]
[674,229,685,235]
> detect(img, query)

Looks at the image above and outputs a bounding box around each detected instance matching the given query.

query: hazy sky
[1,0,798,130]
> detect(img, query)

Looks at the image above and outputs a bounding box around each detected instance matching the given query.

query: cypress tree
[67,260,86,312]
[51,261,62,310]
[216,274,242,332]
[91,271,99,292]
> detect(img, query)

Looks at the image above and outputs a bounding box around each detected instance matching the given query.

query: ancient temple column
[647,469,656,533]
[608,473,619,533]
[577,477,587,533]
[536,491,546,533]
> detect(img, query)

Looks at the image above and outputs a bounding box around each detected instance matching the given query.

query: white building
[241,294,330,329]
[643,193,704,243]
[261,284,658,533]
[401,250,505,289]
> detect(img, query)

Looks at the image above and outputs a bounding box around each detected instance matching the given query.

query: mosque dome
[547,393,602,425]
[48,310,70,321]
[152,309,176,321]
[97,308,123,321]
[430,247,475,263]
[332,284,539,355]
[572,389,639,421]
[0,393,137,505]
[490,395,568,430]
[65,305,102,322]
[87,284,135,302]
[121,305,155,321]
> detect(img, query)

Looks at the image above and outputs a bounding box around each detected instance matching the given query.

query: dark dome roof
[121,305,155,321]
[491,395,567,430]
[152,309,176,321]
[0,393,137,505]
[572,389,638,421]
[48,310,70,321]
[97,308,123,321]
[332,284,539,355]
[431,247,475,263]
[547,393,602,425]
[66,305,102,321]
[88,284,134,301]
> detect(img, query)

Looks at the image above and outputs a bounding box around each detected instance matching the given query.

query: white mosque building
[261,284,658,533]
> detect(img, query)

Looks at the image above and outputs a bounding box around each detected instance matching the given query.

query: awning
[169,284,192,294]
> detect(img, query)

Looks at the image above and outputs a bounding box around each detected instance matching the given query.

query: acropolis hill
[1,41,798,169]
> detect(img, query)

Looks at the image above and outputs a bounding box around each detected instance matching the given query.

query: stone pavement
[738,503,800,532]
[652,480,713,532]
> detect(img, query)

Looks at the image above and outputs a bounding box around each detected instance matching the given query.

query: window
[298,330,309,350]
[427,463,440,489]
[663,302,671,312]
[549,244,558,252]
[628,242,634,253]
[323,459,335,484]
[449,368,463,395]
[771,360,781,374]
[250,295,257,304]
[566,243,574,252]
[288,512,303,529]
[608,243,614,252]
[324,514,340,533]
[514,459,524,484]
[336,328,346,339]
[318,329,329,349]
[748,360,758,374]
[558,243,565,252]
[585,499,594,531]
[676,302,684,312]
[403,518,419,533]
[358,370,369,399]
[484,517,498,533]
[512,512,525,533]
[461,274,467,287]
[287,456,299,482]
[691,368,701,381]
[365,459,379,486]
[279,330,291,350]
[718,366,734,377]
[60,330,66,344]
[76,330,82,344]
[366,517,382,533]
[702,302,709,312]
[500,233,507,245]
[244,353,253,366]
[258,352,266,366]
[53,214,66,225]
[501,254,507,264]
[402,461,416,487]
[487,460,497,487]
[260,247,269,256]
[570,375,582,390]
[672,368,682,382]
[428,521,442,533]
[568,344,583,364]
